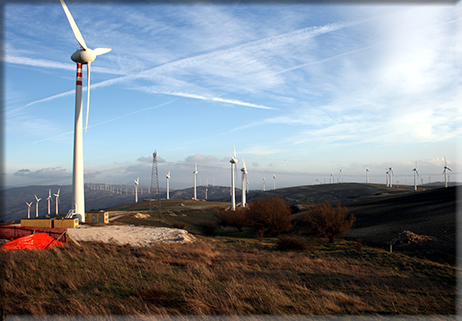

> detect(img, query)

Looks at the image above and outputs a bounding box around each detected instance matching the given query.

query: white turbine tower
[166,171,170,200]
[366,168,370,184]
[34,195,41,218]
[230,147,238,211]
[241,159,248,208]
[330,173,334,184]
[443,158,452,188]
[273,174,276,190]
[26,202,32,219]
[134,178,139,203]
[388,166,394,188]
[412,163,419,191]
[193,163,198,200]
[46,189,52,215]
[340,169,343,183]
[386,169,389,187]
[54,189,60,214]
[263,177,266,191]
[60,0,111,223]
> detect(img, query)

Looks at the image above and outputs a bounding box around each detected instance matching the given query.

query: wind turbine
[134,178,139,203]
[412,163,419,191]
[366,168,370,184]
[273,173,276,190]
[443,158,452,188]
[388,166,394,188]
[54,189,60,214]
[60,0,111,222]
[241,159,248,207]
[386,169,389,187]
[34,195,41,218]
[166,171,170,200]
[230,147,238,211]
[340,169,343,183]
[262,177,266,191]
[46,189,52,215]
[330,173,334,184]
[26,202,32,219]
[193,163,198,200]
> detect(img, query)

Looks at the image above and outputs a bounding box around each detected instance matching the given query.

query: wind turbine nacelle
[71,49,96,64]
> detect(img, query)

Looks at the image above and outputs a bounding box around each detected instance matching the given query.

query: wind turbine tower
[388,166,394,188]
[443,158,452,188]
[166,171,170,200]
[193,163,198,200]
[46,189,52,215]
[386,170,389,187]
[34,195,41,218]
[241,159,248,207]
[59,0,111,222]
[273,174,276,190]
[26,202,32,219]
[230,147,238,211]
[263,177,266,191]
[412,163,419,191]
[340,169,343,183]
[134,178,139,203]
[366,168,370,184]
[54,189,60,214]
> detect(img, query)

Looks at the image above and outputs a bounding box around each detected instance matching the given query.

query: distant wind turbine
[193,163,198,200]
[241,159,248,207]
[54,189,60,214]
[46,189,52,215]
[366,168,369,184]
[166,171,170,200]
[262,177,266,191]
[230,146,238,211]
[340,169,343,183]
[330,173,334,184]
[273,174,276,190]
[412,163,419,191]
[34,195,41,218]
[388,166,394,188]
[59,0,111,222]
[26,202,32,219]
[443,158,452,188]
[134,178,139,203]
[386,169,389,187]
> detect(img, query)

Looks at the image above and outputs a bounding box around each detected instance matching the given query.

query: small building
[21,219,53,228]
[86,212,109,224]
[53,218,79,229]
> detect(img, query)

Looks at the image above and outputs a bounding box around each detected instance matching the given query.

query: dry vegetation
[1,237,456,316]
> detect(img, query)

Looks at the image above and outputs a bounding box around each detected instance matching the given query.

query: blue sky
[4,1,461,190]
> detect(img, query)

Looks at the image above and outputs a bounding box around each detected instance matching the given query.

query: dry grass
[1,237,456,316]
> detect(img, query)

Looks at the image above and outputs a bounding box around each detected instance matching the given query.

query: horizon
[4,2,461,193]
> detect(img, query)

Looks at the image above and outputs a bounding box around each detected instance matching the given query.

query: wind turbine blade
[85,62,91,133]
[60,0,88,50]
[93,48,112,56]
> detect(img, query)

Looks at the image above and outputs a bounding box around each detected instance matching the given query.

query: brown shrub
[303,202,356,243]
[246,195,292,236]
[215,207,248,232]
[275,236,306,252]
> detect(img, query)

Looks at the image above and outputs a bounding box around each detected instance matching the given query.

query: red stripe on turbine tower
[76,63,82,86]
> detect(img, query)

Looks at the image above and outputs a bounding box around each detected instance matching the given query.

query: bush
[197,221,218,236]
[214,208,248,232]
[246,195,292,236]
[275,236,306,252]
[303,202,356,243]
[171,222,187,230]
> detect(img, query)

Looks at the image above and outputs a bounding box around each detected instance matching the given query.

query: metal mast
[150,151,161,212]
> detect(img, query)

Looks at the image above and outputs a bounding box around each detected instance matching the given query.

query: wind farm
[2,1,459,316]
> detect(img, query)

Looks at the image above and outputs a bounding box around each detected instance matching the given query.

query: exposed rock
[391,230,437,246]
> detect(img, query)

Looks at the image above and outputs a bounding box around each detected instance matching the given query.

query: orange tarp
[0,233,63,250]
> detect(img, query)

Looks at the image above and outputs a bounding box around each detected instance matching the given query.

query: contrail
[9,19,357,113]
[33,100,176,144]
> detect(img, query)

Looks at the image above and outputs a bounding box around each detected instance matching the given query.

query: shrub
[246,195,292,236]
[275,236,306,252]
[214,208,248,232]
[197,221,218,236]
[171,222,187,230]
[303,202,356,243]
